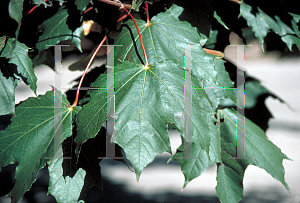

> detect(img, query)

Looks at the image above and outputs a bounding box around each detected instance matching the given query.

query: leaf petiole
[121,6,149,66]
[72,35,107,107]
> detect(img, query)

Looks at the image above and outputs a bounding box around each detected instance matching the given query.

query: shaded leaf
[32,0,52,7]
[9,0,23,38]
[0,36,6,51]
[215,107,290,202]
[242,79,283,109]
[171,0,214,37]
[205,30,218,49]
[214,11,229,30]
[62,126,125,200]
[0,88,80,203]
[0,57,19,115]
[9,0,23,25]
[0,38,37,94]
[131,0,144,12]
[239,1,299,51]
[32,48,55,69]
[282,34,300,51]
[75,0,90,13]
[36,6,83,52]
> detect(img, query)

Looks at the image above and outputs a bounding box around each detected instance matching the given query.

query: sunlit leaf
[48,158,86,203]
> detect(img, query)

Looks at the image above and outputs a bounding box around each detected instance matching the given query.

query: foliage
[1,0,299,202]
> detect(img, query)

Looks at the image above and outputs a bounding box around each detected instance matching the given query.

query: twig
[98,0,131,9]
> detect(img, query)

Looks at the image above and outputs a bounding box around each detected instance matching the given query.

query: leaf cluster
[1,0,298,202]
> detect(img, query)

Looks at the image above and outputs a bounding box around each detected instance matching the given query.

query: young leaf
[131,0,144,12]
[48,158,86,203]
[214,11,229,30]
[0,88,80,203]
[0,38,37,95]
[36,6,83,52]
[8,0,23,38]
[8,0,23,25]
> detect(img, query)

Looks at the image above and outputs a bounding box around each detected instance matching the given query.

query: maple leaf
[36,6,83,52]
[240,1,300,51]
[0,88,81,203]
[0,38,37,115]
[75,4,234,181]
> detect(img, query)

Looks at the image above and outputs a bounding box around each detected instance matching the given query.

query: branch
[98,0,131,9]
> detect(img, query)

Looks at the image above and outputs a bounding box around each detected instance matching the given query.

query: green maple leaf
[0,38,37,115]
[75,0,91,13]
[168,122,221,189]
[215,108,290,203]
[239,1,300,51]
[0,65,18,115]
[76,60,216,180]
[115,4,227,86]
[0,88,81,203]
[48,158,86,203]
[75,4,234,181]
[36,6,83,52]
[0,38,37,93]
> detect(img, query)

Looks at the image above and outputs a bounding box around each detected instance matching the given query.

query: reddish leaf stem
[121,7,148,66]
[27,0,48,14]
[72,6,136,107]
[84,6,94,13]
[145,1,150,24]
[117,14,129,22]
[229,0,241,5]
[72,35,107,107]
[203,48,224,59]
